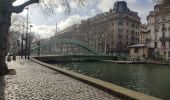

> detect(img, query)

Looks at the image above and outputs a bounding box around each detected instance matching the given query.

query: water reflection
[53,62,170,99]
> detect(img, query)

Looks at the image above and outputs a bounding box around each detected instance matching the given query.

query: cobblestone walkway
[0,59,121,100]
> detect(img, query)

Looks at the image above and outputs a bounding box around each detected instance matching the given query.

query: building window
[162,42,166,48]
[161,24,166,32]
[118,21,123,26]
[135,48,138,53]
[168,27,170,31]
[126,41,128,45]
[149,19,151,24]
[154,42,157,48]
[126,29,128,33]
[168,51,170,57]
[155,17,160,22]
[127,22,129,25]
[164,52,166,55]
[155,25,159,32]
[131,23,133,27]
[118,34,123,39]
[163,17,165,22]
[118,29,123,34]
[162,32,165,37]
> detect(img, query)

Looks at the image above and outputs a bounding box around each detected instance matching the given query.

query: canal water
[51,62,170,99]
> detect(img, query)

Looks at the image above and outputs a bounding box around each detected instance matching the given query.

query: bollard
[7,56,11,62]
[12,55,16,61]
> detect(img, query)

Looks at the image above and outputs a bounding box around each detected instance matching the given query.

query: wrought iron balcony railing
[160,36,170,41]
[161,28,167,32]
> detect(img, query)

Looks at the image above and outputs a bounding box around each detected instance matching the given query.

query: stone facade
[129,44,154,61]
[79,1,140,55]
[139,24,148,44]
[56,1,140,55]
[147,4,170,60]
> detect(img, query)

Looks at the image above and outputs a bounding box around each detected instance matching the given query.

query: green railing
[31,37,99,55]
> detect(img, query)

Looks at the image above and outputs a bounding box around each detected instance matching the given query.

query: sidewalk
[1,58,121,100]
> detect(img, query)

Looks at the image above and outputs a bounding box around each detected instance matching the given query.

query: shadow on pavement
[0,76,5,100]
[0,69,16,100]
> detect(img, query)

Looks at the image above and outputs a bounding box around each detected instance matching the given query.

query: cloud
[31,25,56,39]
[12,0,155,39]
[56,5,65,13]
[97,0,144,12]
[97,0,154,23]
[97,0,115,12]
[30,15,89,39]
[12,1,90,38]
[57,15,89,31]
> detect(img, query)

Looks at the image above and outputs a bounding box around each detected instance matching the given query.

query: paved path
[0,58,121,100]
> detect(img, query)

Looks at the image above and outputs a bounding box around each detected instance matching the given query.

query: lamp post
[21,23,25,58]
[17,40,20,56]
[28,25,33,60]
[37,35,40,57]
[25,7,29,59]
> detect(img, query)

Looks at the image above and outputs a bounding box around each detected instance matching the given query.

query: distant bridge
[31,37,99,55]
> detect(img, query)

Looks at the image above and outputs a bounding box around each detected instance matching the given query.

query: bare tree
[153,0,170,6]
[0,0,40,75]
[0,0,89,75]
[8,15,26,55]
[10,14,26,33]
[37,0,90,15]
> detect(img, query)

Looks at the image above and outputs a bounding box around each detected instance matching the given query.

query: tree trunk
[0,42,9,75]
[0,0,39,75]
[0,24,10,75]
[0,57,9,75]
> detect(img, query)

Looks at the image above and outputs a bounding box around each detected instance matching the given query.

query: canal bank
[33,55,170,66]
[31,57,161,100]
[101,59,170,66]
[100,60,147,64]
[51,61,170,100]
[33,55,117,62]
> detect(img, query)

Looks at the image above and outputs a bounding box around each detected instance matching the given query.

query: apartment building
[55,1,141,55]
[79,1,140,55]
[147,4,170,60]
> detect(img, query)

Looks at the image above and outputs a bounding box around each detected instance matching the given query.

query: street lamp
[37,35,40,57]
[25,7,29,59]
[21,23,25,58]
[28,25,33,60]
[17,40,20,56]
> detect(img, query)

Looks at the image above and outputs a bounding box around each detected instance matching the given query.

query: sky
[13,0,155,39]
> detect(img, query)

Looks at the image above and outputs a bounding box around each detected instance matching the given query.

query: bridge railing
[31,37,102,56]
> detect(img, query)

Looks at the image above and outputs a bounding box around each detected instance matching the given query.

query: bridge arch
[31,37,99,55]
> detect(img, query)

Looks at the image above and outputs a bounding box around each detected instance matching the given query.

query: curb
[31,57,161,100]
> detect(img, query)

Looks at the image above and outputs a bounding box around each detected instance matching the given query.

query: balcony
[160,36,170,41]
[118,34,123,39]
[161,28,167,32]
[145,38,151,41]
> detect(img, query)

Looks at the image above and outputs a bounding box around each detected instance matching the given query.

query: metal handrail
[31,37,99,55]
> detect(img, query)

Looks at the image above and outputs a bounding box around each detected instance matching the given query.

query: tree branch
[12,0,39,13]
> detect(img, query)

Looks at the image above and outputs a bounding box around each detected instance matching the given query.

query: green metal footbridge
[31,36,99,55]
